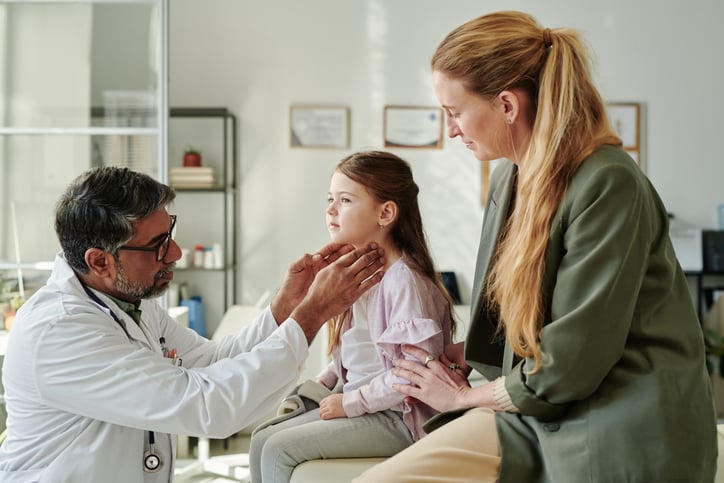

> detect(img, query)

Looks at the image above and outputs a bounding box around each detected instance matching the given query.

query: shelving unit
[168,108,238,336]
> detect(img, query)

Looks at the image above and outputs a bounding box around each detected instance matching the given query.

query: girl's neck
[377,240,403,270]
[355,239,401,270]
[384,250,403,270]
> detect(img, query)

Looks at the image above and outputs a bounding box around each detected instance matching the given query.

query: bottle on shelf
[212,243,223,269]
[193,244,205,268]
[203,246,214,269]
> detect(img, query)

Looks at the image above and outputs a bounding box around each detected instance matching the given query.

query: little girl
[249,150,456,483]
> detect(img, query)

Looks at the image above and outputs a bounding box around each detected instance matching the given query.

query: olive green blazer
[466,146,717,482]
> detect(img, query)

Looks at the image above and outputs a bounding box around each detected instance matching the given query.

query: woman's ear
[379,201,398,228]
[497,90,521,124]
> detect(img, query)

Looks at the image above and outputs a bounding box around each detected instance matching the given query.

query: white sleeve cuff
[494,376,520,413]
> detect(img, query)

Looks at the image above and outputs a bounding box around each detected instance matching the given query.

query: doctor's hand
[271,242,356,323]
[290,243,385,344]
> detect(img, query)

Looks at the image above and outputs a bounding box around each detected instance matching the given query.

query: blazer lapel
[470,162,517,322]
[464,161,517,377]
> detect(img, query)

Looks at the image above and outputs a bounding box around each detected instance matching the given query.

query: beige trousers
[352,407,501,483]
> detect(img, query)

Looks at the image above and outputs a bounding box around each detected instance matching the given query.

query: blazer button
[543,423,560,432]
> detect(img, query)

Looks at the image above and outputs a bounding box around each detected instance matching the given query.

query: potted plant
[183,146,202,167]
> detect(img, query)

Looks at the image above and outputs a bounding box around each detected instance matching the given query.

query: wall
[167,0,724,307]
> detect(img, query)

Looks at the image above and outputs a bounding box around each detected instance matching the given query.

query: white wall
[168,0,724,306]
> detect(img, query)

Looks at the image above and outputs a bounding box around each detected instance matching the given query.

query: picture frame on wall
[289,105,350,148]
[606,102,642,166]
[383,105,443,149]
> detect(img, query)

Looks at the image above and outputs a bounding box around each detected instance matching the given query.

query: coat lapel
[470,162,517,322]
[464,161,517,378]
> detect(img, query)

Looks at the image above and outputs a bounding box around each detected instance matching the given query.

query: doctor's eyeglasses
[117,215,177,262]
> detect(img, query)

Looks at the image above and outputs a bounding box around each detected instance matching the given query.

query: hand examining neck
[273,242,386,345]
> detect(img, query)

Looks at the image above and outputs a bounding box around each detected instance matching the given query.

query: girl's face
[326,172,384,247]
[433,70,507,162]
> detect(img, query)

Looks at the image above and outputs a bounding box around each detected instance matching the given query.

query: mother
[355,10,716,483]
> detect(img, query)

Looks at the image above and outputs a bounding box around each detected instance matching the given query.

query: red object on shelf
[183,151,202,167]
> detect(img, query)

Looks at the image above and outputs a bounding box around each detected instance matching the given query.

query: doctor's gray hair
[55,166,175,274]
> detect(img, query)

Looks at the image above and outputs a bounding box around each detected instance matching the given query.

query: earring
[505,117,512,124]
[378,223,385,229]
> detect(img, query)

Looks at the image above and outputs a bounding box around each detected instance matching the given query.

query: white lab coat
[0,254,309,482]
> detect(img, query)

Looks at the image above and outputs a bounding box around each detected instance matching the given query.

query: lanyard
[80,283,133,340]
[80,282,166,472]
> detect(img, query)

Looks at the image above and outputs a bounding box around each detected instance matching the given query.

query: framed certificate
[383,106,443,149]
[289,105,350,148]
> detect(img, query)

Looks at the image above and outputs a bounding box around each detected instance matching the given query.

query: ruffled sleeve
[376,317,444,362]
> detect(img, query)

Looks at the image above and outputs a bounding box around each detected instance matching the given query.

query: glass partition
[0,0,167,307]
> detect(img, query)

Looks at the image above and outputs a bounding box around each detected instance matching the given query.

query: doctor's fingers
[334,243,384,269]
[332,246,386,286]
[311,242,354,270]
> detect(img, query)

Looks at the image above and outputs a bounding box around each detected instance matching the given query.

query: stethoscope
[81,283,164,473]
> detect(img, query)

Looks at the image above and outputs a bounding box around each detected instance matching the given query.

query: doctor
[0,166,385,482]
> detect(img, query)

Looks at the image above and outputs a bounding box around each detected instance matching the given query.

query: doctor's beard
[114,261,175,300]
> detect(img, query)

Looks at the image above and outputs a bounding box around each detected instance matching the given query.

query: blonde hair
[432,11,620,371]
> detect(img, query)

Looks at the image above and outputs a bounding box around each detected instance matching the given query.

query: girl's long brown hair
[326,151,456,354]
[432,11,620,371]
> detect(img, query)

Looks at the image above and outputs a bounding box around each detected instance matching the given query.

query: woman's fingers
[391,356,470,412]
[400,344,438,369]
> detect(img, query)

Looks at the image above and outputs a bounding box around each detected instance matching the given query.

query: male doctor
[0,166,385,482]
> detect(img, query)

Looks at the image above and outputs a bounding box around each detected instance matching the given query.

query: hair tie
[543,28,553,47]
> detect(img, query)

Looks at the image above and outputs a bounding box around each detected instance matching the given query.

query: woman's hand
[319,394,347,420]
[442,342,472,378]
[392,344,473,413]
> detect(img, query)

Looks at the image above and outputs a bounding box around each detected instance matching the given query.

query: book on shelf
[170,166,214,175]
[171,181,215,188]
[170,166,216,188]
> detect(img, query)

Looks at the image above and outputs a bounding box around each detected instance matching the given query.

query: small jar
[212,243,223,269]
[193,244,205,268]
[203,246,214,269]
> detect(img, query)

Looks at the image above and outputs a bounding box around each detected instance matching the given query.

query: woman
[355,10,717,483]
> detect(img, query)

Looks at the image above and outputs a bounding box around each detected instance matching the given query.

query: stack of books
[170,166,215,188]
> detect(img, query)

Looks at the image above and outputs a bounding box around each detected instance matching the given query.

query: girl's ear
[379,201,398,228]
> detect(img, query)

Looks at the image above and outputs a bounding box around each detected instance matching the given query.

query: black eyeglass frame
[116,215,177,262]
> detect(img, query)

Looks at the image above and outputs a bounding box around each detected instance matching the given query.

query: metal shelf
[169,107,238,320]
